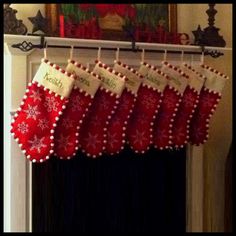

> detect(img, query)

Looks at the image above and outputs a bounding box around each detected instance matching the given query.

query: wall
[178,4,232,232]
[10,3,233,232]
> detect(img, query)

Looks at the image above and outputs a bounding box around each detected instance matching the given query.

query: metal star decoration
[28,10,48,34]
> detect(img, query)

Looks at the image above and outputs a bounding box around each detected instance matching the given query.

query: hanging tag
[194,65,228,93]
[139,62,168,92]
[161,62,188,94]
[113,61,142,95]
[66,61,101,97]
[138,62,150,77]
[33,59,75,98]
[93,61,126,97]
[180,63,205,93]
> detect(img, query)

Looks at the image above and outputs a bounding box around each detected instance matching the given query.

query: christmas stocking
[153,61,188,150]
[10,59,75,163]
[53,60,101,160]
[171,63,205,148]
[127,62,168,153]
[104,60,143,155]
[189,64,228,145]
[79,60,126,158]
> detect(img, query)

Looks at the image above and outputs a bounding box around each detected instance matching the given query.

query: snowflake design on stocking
[141,94,156,109]
[90,115,100,126]
[62,118,74,129]
[120,98,131,111]
[24,104,41,120]
[173,127,186,143]
[155,128,169,144]
[44,96,59,112]
[37,118,49,130]
[28,135,47,153]
[136,113,149,126]
[200,93,217,110]
[29,89,42,102]
[71,95,85,112]
[107,131,119,148]
[182,92,196,109]
[191,125,206,142]
[17,122,29,134]
[112,117,122,128]
[84,132,101,150]
[163,92,177,109]
[100,96,110,111]
[57,134,73,151]
[131,129,148,146]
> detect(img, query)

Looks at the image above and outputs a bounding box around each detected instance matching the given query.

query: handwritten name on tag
[113,63,142,95]
[33,61,74,98]
[66,62,101,97]
[93,63,125,96]
[161,64,188,94]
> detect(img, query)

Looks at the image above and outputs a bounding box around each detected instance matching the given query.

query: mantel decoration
[4,3,28,35]
[192,4,226,47]
[28,10,48,34]
[45,4,189,44]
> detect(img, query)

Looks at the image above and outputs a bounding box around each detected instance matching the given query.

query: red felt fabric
[153,86,182,149]
[79,88,119,158]
[127,84,163,153]
[11,81,68,163]
[53,88,93,159]
[189,88,221,145]
[105,88,136,154]
[172,86,199,148]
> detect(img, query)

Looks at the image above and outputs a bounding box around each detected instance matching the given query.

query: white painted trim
[4,35,205,232]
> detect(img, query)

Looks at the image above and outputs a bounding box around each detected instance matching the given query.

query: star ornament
[28,10,48,34]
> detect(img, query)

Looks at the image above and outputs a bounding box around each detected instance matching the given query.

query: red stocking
[127,62,168,153]
[172,63,205,148]
[153,61,188,150]
[53,60,101,159]
[79,60,126,158]
[10,59,75,163]
[189,64,228,145]
[105,60,143,155]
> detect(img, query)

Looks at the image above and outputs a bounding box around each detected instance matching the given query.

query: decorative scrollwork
[205,50,224,58]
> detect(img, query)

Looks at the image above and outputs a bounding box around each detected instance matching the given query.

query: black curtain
[32,146,186,233]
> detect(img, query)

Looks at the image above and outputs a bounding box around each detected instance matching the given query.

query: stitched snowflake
[57,134,73,151]
[84,132,102,150]
[163,92,177,109]
[131,129,148,146]
[99,96,110,111]
[44,96,59,112]
[200,93,218,110]
[107,131,119,148]
[155,128,169,145]
[62,118,74,129]
[37,118,49,130]
[28,135,47,153]
[173,127,186,143]
[141,93,157,109]
[17,122,29,134]
[29,89,42,102]
[182,92,196,109]
[71,95,85,112]
[24,104,41,120]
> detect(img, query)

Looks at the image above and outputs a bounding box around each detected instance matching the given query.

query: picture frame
[45,4,177,43]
